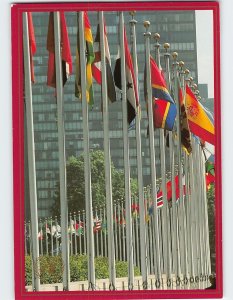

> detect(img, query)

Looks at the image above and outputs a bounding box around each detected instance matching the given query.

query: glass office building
[25,10,199,218]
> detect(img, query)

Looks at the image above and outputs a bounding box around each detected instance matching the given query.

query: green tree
[51,150,138,216]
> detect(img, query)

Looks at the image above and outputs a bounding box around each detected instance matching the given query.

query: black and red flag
[114,27,139,124]
[47,12,72,88]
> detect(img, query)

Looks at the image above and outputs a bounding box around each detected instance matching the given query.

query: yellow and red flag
[185,85,215,145]
[75,12,95,106]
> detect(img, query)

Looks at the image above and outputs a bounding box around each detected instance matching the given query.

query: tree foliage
[51,150,138,216]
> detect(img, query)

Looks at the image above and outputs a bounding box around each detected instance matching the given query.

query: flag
[27,12,36,83]
[38,230,43,240]
[114,27,139,124]
[155,175,185,207]
[75,12,95,106]
[93,219,102,233]
[148,56,177,131]
[178,81,192,154]
[206,173,215,190]
[150,57,174,103]
[185,85,215,145]
[47,12,72,88]
[92,23,116,103]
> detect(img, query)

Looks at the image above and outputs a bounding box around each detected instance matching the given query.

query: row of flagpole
[23,10,213,291]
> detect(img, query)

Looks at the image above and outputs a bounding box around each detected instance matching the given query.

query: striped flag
[186,85,215,145]
[93,219,102,233]
[92,23,116,103]
[27,12,36,83]
[47,12,72,88]
[149,56,177,131]
[75,12,95,106]
[114,27,139,124]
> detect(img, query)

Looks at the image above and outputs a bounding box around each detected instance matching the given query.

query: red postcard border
[11,2,222,299]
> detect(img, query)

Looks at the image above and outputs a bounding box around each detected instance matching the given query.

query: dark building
[25,10,199,218]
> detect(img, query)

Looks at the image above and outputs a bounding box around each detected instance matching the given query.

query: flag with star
[114,27,139,124]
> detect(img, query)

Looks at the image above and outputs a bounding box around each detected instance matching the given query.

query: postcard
[11,1,222,299]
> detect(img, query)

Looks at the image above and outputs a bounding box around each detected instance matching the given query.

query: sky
[195,10,214,98]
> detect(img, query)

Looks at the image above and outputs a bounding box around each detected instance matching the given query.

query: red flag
[47,12,72,88]
[206,173,215,190]
[27,12,36,83]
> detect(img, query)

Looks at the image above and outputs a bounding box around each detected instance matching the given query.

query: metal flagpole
[195,103,208,284]
[117,202,122,261]
[78,11,95,290]
[190,85,203,287]
[184,70,195,284]
[103,206,108,257]
[179,63,193,287]
[163,42,179,288]
[113,202,118,261]
[185,76,197,287]
[154,33,172,287]
[99,11,116,289]
[172,53,188,284]
[50,217,53,256]
[73,212,78,255]
[45,218,49,255]
[23,12,40,291]
[99,207,103,257]
[77,211,82,254]
[95,208,99,257]
[119,11,134,289]
[196,141,205,288]
[144,21,161,287]
[69,213,73,256]
[121,200,126,262]
[200,146,212,278]
[82,210,87,255]
[189,137,198,287]
[199,144,208,287]
[53,12,70,290]
[129,11,148,289]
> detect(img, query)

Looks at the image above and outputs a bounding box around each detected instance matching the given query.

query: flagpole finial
[143,21,151,36]
[172,52,178,61]
[179,61,184,68]
[163,43,170,51]
[154,33,160,42]
[189,76,193,82]
[192,83,198,90]
[197,95,202,101]
[129,11,137,26]
[195,90,200,95]
[143,20,150,29]
[184,69,190,84]
[129,11,136,17]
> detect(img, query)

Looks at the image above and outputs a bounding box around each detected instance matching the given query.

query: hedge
[25,255,140,285]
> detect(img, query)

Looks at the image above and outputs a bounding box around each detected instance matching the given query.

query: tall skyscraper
[25,10,199,218]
